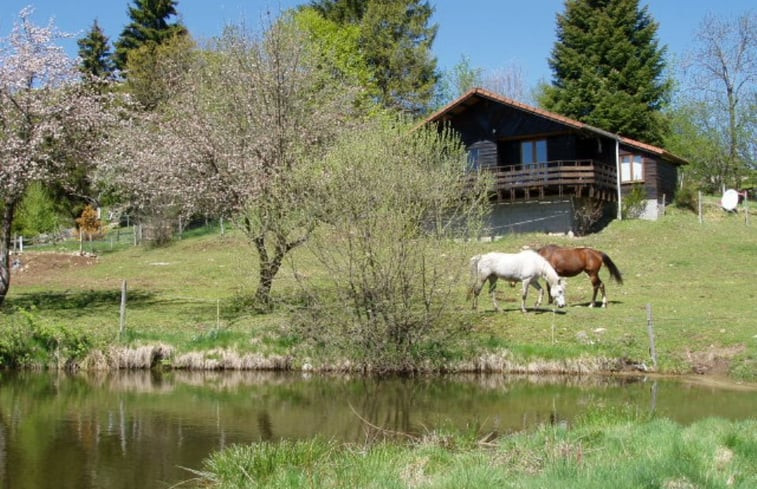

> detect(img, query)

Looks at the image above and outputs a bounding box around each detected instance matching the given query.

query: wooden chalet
[423,88,688,235]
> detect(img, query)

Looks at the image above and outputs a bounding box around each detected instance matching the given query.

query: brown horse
[537,245,623,308]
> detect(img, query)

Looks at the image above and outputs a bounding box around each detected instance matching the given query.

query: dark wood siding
[548,135,577,160]
[652,160,678,203]
[444,99,573,148]
[497,140,520,165]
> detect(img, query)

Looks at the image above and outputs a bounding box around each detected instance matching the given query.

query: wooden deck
[485,159,617,202]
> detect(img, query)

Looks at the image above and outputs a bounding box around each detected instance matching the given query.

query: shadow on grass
[5,289,157,312]
[475,307,568,315]
[571,300,624,308]
[4,290,260,326]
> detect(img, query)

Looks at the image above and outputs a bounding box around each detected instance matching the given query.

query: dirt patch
[9,252,98,286]
[685,345,746,376]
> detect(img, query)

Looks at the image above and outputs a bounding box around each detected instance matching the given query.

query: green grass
[195,414,757,488]
[3,202,756,379]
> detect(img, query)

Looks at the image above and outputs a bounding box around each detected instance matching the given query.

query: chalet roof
[422,87,688,165]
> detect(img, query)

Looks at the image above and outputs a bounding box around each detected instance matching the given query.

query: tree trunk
[254,261,277,311]
[252,237,286,312]
[0,201,17,307]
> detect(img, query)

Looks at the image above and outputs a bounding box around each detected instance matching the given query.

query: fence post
[698,191,703,224]
[119,280,127,337]
[745,191,750,226]
[646,303,658,371]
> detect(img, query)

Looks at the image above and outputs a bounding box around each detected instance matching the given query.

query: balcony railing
[482,159,617,201]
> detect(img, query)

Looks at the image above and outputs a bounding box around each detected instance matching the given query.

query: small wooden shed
[423,88,688,235]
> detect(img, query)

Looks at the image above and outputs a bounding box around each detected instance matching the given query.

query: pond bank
[66,343,756,391]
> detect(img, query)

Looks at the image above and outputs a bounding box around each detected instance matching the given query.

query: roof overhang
[421,87,688,166]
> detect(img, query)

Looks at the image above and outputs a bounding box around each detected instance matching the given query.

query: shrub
[0,309,93,369]
[622,184,647,219]
[13,182,66,239]
[673,183,698,212]
[574,198,608,235]
[292,121,489,372]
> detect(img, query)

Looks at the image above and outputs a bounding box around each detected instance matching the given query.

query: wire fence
[11,218,229,255]
[696,190,752,225]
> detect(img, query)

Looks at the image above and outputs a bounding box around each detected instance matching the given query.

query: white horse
[469,250,566,312]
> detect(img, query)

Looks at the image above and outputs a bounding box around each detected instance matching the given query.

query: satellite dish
[721,189,740,211]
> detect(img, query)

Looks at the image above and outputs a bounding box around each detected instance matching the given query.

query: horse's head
[550,278,566,308]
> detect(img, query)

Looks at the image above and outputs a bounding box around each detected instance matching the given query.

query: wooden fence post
[698,191,703,224]
[646,303,658,371]
[119,280,127,337]
[744,191,750,226]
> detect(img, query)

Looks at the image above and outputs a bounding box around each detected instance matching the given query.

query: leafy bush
[0,309,92,369]
[13,182,67,239]
[673,183,699,212]
[292,121,489,372]
[622,184,648,219]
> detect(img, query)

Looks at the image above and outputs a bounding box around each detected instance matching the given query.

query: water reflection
[0,370,754,489]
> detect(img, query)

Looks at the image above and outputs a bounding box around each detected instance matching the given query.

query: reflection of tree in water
[354,378,418,441]
[1,371,753,489]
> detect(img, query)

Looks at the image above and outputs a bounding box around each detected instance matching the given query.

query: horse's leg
[488,276,501,312]
[471,277,484,310]
[545,281,553,304]
[520,280,530,312]
[588,272,603,308]
[531,279,544,308]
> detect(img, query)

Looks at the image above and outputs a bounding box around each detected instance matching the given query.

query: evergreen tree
[309,0,438,115]
[124,34,195,110]
[78,20,115,80]
[113,0,187,72]
[310,0,366,23]
[541,0,670,145]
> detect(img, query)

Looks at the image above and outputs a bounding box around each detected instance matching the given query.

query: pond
[0,370,754,489]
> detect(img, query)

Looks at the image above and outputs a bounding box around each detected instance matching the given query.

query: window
[521,139,547,167]
[620,155,643,182]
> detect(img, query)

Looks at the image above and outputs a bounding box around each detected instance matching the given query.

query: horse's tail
[466,254,482,300]
[601,252,623,285]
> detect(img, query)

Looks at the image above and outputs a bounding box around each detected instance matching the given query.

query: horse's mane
[534,252,560,285]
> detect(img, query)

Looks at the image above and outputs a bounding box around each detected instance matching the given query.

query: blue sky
[2,1,753,90]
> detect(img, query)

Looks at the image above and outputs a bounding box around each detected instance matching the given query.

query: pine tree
[309,0,438,115]
[77,20,115,80]
[113,0,187,72]
[310,0,366,23]
[541,0,670,145]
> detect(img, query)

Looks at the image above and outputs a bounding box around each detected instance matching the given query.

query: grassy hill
[3,203,755,381]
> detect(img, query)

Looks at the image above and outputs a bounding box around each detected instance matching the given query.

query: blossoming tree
[0,8,110,306]
[97,14,362,310]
